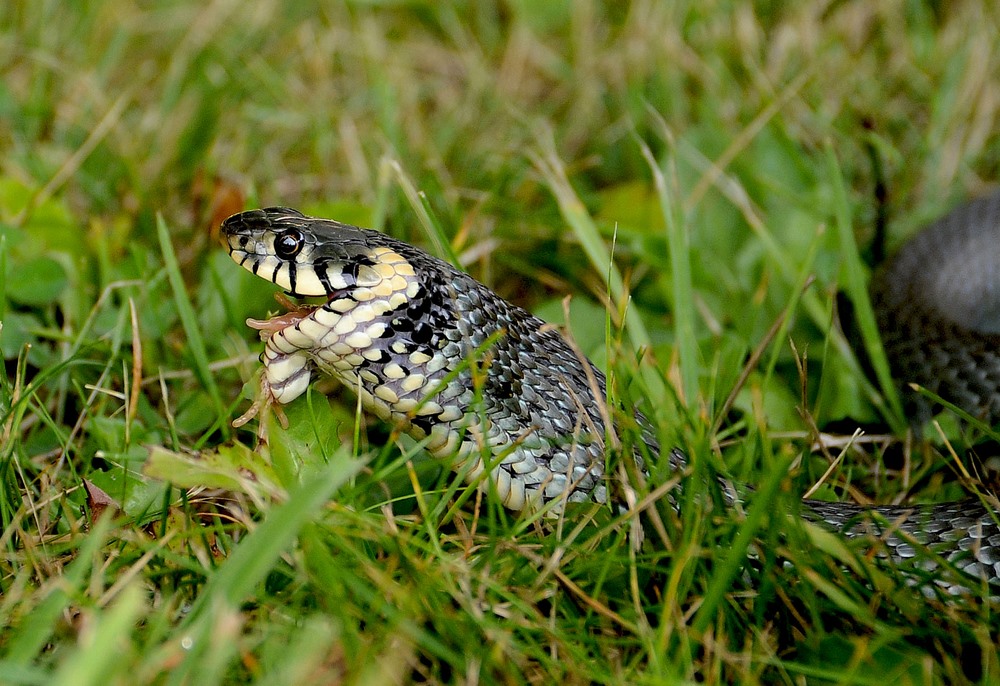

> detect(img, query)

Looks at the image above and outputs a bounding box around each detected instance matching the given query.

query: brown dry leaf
[84,478,121,522]
[197,172,246,244]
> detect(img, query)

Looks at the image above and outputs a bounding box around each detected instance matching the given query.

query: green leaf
[0,311,41,359]
[264,393,346,488]
[85,464,167,524]
[7,256,67,305]
[145,443,284,502]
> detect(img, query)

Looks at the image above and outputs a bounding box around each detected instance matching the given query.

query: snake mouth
[245,292,316,328]
[278,284,354,304]
[248,284,356,336]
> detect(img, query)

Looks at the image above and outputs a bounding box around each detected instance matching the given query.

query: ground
[1,2,999,684]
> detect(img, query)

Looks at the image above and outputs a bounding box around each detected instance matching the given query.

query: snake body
[221,205,1000,589]
[873,191,1000,424]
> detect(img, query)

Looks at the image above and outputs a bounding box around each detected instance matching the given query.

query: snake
[220,203,1000,590]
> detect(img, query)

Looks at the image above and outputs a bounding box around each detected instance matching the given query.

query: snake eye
[274,230,304,260]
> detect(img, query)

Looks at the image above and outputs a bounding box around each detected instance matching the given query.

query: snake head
[221,207,418,303]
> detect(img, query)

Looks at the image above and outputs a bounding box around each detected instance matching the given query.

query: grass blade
[155,213,227,434]
[826,145,905,431]
[185,454,364,620]
[4,518,113,665]
[50,584,144,686]
[692,452,793,634]
[638,136,699,406]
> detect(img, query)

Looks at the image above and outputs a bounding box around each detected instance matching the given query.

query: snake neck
[269,257,622,511]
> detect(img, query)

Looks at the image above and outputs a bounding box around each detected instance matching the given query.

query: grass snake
[221,202,1000,592]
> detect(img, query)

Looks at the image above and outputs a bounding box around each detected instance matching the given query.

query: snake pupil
[274,230,304,259]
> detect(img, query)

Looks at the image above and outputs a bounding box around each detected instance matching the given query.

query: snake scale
[221,202,1000,591]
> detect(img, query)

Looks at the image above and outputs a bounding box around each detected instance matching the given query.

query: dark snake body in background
[221,202,1000,591]
[873,192,1000,425]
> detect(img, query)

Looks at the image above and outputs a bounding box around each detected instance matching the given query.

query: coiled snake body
[222,202,1000,590]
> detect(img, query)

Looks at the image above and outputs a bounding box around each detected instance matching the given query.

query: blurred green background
[2,2,999,684]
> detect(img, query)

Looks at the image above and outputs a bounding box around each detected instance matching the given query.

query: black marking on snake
[344,257,362,282]
[314,258,336,295]
[411,322,434,345]
[354,254,377,277]
[406,295,432,318]
[490,377,515,400]
[411,416,434,435]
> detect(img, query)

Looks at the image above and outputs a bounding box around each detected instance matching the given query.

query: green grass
[2,1,999,683]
